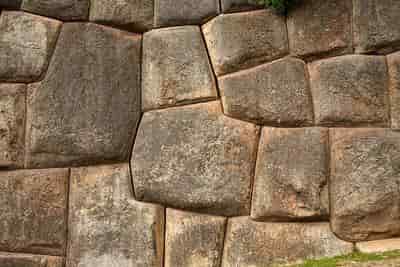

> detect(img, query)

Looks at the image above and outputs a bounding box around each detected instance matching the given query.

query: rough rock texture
[219,58,313,126]
[287,0,352,59]
[0,252,64,267]
[0,11,61,82]
[142,26,217,111]
[0,169,68,256]
[0,84,25,169]
[67,164,164,267]
[353,0,400,54]
[220,0,263,13]
[388,52,400,129]
[89,0,153,32]
[131,101,259,216]
[330,128,400,242]
[21,0,90,20]
[165,209,226,267]
[309,55,389,126]
[222,218,354,267]
[0,0,22,8]
[356,238,400,253]
[25,23,141,168]
[202,9,288,76]
[154,0,219,27]
[251,127,329,222]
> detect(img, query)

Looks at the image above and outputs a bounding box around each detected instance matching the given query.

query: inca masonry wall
[0,0,400,266]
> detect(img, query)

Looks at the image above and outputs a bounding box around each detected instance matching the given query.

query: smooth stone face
[0,11,61,82]
[89,0,153,32]
[165,209,226,267]
[67,164,165,267]
[251,127,329,222]
[356,238,400,254]
[353,0,400,54]
[154,0,219,27]
[222,218,354,267]
[131,101,259,217]
[287,0,352,59]
[0,252,63,267]
[388,52,400,129]
[22,0,90,20]
[0,84,25,168]
[142,26,217,111]
[0,169,68,256]
[25,23,141,168]
[0,0,22,8]
[221,0,263,13]
[219,58,313,126]
[202,10,288,76]
[309,55,389,126]
[330,128,400,242]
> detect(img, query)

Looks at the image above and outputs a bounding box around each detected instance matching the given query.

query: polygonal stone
[330,128,400,242]
[21,0,90,20]
[0,0,22,8]
[154,0,219,27]
[251,127,329,222]
[0,84,25,168]
[202,9,288,76]
[142,26,217,111]
[221,0,263,13]
[89,0,153,32]
[356,238,400,254]
[67,164,164,267]
[0,11,61,82]
[287,0,352,59]
[25,23,141,168]
[388,52,400,129]
[0,168,68,256]
[165,209,226,267]
[131,101,259,216]
[222,217,354,267]
[219,58,313,126]
[309,55,389,126]
[353,0,400,54]
[0,252,63,267]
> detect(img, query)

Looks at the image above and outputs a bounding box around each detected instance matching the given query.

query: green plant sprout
[257,0,297,14]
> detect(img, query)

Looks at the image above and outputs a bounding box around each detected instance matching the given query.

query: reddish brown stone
[0,252,64,267]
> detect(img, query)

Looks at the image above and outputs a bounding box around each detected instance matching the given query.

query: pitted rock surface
[388,52,400,129]
[22,0,90,20]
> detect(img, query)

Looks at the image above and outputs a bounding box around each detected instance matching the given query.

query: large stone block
[0,252,63,267]
[89,0,153,32]
[154,0,219,27]
[222,217,353,267]
[356,238,400,254]
[0,84,25,168]
[354,0,400,54]
[21,0,90,20]
[388,52,400,129]
[67,164,164,267]
[25,23,141,168]
[142,26,217,111]
[219,58,313,126]
[251,127,329,222]
[309,55,389,126]
[0,0,22,8]
[0,168,68,256]
[0,11,61,82]
[131,101,259,216]
[330,128,400,242]
[221,0,263,13]
[165,209,226,267]
[202,10,288,76]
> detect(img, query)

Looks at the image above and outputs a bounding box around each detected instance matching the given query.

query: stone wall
[0,0,400,266]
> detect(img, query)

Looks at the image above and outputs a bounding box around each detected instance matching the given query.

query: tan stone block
[0,252,64,267]
[387,52,400,129]
[22,0,90,20]
[356,238,400,254]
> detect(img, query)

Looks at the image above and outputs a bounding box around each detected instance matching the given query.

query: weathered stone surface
[0,84,25,168]
[330,128,400,242]
[0,11,61,82]
[221,0,263,13]
[21,0,89,20]
[67,164,164,267]
[131,101,259,216]
[0,252,63,267]
[0,169,68,256]
[219,58,313,126]
[287,0,352,59]
[89,0,153,32]
[154,0,219,27]
[202,10,288,76]
[353,0,400,54]
[388,52,400,129]
[142,26,217,111]
[356,238,400,253]
[309,55,389,126]
[25,23,141,168]
[165,209,226,267]
[222,218,354,267]
[0,0,22,8]
[251,127,329,222]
